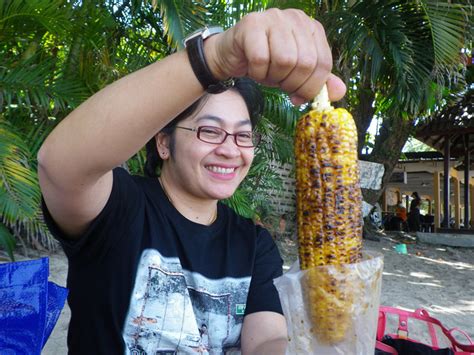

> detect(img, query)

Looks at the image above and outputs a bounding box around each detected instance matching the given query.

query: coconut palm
[0,0,131,258]
[3,0,468,259]
[313,0,472,204]
[0,0,81,259]
[0,0,301,258]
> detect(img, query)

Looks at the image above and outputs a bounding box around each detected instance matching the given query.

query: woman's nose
[214,136,241,157]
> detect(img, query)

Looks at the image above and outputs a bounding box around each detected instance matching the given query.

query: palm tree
[315,0,472,204]
[4,0,467,259]
[0,1,135,258]
[0,0,301,258]
[0,0,83,259]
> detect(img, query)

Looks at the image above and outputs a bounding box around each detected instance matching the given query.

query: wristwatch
[184,26,234,94]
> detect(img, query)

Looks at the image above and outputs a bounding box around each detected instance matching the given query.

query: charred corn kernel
[295,85,363,345]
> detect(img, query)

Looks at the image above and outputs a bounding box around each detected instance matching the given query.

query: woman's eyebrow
[196,115,252,128]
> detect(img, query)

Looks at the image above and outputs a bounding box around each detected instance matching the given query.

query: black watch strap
[184,27,234,94]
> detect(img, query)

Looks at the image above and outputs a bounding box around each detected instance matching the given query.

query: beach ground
[7,230,472,354]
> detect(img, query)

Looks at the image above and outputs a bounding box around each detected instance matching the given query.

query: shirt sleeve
[41,167,143,260]
[245,227,284,315]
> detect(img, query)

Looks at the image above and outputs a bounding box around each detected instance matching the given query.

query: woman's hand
[206,8,346,105]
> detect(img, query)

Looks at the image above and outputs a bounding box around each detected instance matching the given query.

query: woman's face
[160,90,255,201]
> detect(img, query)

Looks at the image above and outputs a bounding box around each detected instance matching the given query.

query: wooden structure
[415,90,474,230]
[386,152,470,230]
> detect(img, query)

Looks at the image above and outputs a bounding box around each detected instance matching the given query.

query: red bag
[376,306,474,355]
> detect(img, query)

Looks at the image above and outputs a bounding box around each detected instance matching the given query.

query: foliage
[402,138,436,153]
[0,0,300,259]
[1,0,471,259]
[323,0,470,116]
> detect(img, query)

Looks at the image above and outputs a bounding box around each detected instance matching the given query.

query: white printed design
[123,249,251,354]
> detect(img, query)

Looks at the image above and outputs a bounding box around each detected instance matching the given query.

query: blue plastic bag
[0,258,68,355]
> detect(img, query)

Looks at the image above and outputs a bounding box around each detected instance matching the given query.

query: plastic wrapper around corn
[274,251,383,355]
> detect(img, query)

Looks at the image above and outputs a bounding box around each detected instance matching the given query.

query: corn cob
[295,85,363,344]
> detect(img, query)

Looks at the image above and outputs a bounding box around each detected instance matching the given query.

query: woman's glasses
[175,126,261,148]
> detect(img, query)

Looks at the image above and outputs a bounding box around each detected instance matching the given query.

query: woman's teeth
[207,166,236,174]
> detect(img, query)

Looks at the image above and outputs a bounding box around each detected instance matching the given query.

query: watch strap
[185,27,234,94]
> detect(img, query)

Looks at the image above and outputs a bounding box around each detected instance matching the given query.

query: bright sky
[366,116,434,153]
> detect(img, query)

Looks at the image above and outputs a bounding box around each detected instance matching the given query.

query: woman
[38,8,345,354]
[409,192,421,232]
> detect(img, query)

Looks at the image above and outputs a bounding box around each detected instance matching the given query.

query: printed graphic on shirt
[123,249,251,354]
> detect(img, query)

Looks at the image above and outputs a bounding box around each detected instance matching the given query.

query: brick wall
[268,162,296,217]
[267,160,384,235]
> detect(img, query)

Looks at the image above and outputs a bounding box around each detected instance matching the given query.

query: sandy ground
[277,232,474,342]
[3,231,472,354]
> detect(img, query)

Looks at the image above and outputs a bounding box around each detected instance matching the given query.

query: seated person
[395,203,407,222]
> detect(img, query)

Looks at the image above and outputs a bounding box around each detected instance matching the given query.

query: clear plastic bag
[274,251,383,355]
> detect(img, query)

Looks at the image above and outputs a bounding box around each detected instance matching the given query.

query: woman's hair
[144,78,264,178]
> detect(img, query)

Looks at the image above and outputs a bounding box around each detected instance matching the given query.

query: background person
[408,191,421,232]
[394,200,408,231]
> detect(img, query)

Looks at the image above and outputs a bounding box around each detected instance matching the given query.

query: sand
[365,235,474,340]
[278,232,474,343]
[5,231,472,354]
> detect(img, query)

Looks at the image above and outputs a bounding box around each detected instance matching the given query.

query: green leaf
[223,189,255,219]
[421,0,470,66]
[158,0,208,49]
[0,119,40,224]
[0,54,88,112]
[261,87,301,133]
[0,0,73,39]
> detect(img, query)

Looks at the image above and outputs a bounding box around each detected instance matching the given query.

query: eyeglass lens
[198,126,259,147]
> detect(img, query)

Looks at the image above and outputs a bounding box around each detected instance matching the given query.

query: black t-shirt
[42,168,283,354]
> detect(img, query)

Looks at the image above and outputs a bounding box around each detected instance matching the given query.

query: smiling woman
[155,87,260,214]
[37,8,346,355]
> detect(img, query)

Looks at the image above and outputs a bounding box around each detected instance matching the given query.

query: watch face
[184,26,223,46]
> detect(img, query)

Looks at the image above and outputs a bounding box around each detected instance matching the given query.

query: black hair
[144,78,264,178]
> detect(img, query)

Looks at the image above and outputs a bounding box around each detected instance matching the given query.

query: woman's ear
[155,132,170,160]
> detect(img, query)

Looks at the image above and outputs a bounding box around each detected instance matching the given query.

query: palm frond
[257,116,294,164]
[6,213,57,252]
[24,118,58,169]
[222,0,269,27]
[157,0,208,49]
[325,0,469,115]
[0,54,88,112]
[0,119,40,224]
[0,0,72,40]
[261,87,301,133]
[421,0,471,67]
[223,189,255,219]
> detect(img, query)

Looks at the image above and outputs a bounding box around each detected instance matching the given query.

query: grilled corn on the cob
[295,85,363,344]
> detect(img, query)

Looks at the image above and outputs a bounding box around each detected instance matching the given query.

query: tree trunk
[362,116,414,205]
[353,80,376,154]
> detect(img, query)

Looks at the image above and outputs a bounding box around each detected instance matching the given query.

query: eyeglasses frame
[174,125,261,148]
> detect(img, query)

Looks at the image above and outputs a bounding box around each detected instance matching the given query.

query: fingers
[326,74,347,102]
[210,9,346,104]
[290,74,347,105]
[238,16,271,81]
[264,12,299,85]
[280,17,331,101]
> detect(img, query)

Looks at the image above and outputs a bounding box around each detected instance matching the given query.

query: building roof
[415,90,474,159]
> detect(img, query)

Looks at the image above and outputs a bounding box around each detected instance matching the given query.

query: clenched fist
[204,8,346,105]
